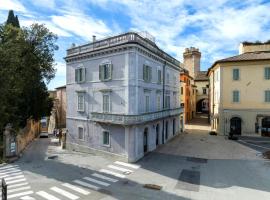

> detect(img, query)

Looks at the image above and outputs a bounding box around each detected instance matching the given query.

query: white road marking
[0,172,23,178]
[4,175,24,181]
[91,173,118,183]
[83,177,110,186]
[73,180,100,190]
[8,186,31,193]
[108,165,133,173]
[0,167,20,173]
[6,178,26,184]
[8,191,34,199]
[20,196,36,200]
[8,182,29,189]
[0,169,21,175]
[36,191,61,200]
[51,187,79,200]
[114,161,140,169]
[99,169,126,178]
[62,183,90,195]
[0,165,18,170]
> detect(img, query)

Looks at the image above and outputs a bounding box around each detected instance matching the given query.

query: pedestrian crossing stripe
[51,186,79,200]
[0,172,23,179]
[8,186,31,193]
[73,180,100,190]
[99,169,126,178]
[0,169,21,175]
[91,173,118,183]
[8,190,34,199]
[0,165,18,170]
[36,191,61,200]
[0,167,20,173]
[4,175,24,181]
[6,178,26,184]
[8,182,29,189]
[83,177,110,187]
[108,165,133,173]
[62,183,90,195]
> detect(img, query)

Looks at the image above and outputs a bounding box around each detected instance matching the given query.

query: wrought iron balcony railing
[91,107,183,125]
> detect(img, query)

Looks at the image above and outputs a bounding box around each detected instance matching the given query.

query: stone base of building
[66,115,183,163]
[66,142,128,162]
[211,109,270,136]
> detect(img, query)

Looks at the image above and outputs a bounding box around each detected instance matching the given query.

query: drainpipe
[162,61,166,144]
[212,70,215,130]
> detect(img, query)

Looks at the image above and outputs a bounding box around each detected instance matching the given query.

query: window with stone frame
[99,63,112,81]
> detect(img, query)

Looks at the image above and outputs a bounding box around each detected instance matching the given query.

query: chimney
[92,35,96,43]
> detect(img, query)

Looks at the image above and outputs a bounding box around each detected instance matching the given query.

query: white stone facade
[65,32,183,162]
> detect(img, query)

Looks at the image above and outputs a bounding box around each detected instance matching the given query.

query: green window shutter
[149,66,152,82]
[265,91,270,102]
[233,91,239,102]
[143,65,146,81]
[265,68,270,80]
[82,68,86,82]
[99,65,104,81]
[233,69,239,80]
[108,64,112,80]
[75,69,78,82]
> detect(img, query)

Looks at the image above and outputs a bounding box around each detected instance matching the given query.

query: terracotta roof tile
[195,71,208,81]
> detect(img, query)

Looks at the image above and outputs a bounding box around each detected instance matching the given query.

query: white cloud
[20,19,72,37]
[91,0,270,69]
[30,0,56,9]
[55,62,66,76]
[0,0,26,12]
[51,13,115,41]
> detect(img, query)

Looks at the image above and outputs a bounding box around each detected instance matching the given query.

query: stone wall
[17,119,40,154]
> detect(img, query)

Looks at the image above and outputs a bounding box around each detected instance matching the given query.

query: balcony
[66,32,180,67]
[91,107,183,125]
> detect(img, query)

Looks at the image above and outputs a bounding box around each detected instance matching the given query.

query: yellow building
[208,43,270,136]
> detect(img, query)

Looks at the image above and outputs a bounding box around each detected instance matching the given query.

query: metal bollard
[2,178,7,200]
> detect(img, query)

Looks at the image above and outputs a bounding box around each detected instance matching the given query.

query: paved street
[1,123,270,200]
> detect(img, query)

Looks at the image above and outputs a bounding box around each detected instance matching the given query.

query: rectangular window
[181,87,183,95]
[75,68,86,83]
[233,90,240,102]
[143,65,152,82]
[103,94,110,113]
[233,69,239,80]
[203,88,207,94]
[265,67,270,80]
[103,131,110,146]
[157,95,161,111]
[78,127,84,140]
[77,93,85,112]
[145,95,150,112]
[157,70,162,84]
[265,90,270,102]
[165,95,170,109]
[173,92,177,107]
[166,73,170,84]
[99,64,112,81]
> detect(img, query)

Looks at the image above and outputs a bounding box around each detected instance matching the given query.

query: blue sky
[1,0,270,90]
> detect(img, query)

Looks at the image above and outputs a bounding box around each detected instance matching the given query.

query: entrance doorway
[143,128,148,153]
[230,117,241,135]
[156,124,159,145]
[262,117,270,136]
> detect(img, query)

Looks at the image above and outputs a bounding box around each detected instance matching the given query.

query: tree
[6,10,19,28]
[0,15,58,131]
